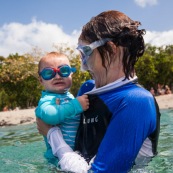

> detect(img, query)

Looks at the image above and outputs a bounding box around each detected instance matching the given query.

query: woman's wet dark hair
[79,10,146,79]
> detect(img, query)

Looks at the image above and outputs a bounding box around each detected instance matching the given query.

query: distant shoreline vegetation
[0,44,173,111]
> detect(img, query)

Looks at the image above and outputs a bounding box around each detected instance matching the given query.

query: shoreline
[155,94,173,109]
[0,94,173,127]
[0,108,36,127]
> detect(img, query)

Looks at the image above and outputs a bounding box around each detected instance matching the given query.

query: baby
[35,52,89,171]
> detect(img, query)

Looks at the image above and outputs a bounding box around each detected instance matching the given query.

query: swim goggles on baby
[76,38,113,64]
[39,65,76,80]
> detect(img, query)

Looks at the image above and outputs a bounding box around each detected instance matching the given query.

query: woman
[37,10,160,173]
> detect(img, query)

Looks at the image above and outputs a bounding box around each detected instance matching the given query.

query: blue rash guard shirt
[75,77,160,173]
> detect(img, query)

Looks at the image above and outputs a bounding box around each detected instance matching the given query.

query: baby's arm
[35,94,89,125]
[47,126,89,173]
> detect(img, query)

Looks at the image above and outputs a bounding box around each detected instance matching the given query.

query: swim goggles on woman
[39,65,76,80]
[76,38,112,64]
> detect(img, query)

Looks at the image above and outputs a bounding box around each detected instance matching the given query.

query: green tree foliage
[0,53,42,110]
[0,89,9,111]
[0,56,5,65]
[135,44,173,92]
[0,44,172,110]
[70,55,91,96]
[155,46,173,87]
[0,53,36,83]
[0,46,92,110]
[135,53,158,90]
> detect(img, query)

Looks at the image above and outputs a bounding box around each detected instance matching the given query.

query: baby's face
[39,56,73,93]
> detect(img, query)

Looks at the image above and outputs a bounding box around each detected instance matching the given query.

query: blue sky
[0,0,173,57]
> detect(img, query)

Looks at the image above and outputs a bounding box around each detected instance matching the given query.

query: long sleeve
[35,91,83,125]
[47,127,89,173]
[75,82,158,172]
[90,91,156,172]
[47,127,73,159]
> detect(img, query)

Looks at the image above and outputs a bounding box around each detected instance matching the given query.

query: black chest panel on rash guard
[148,97,161,155]
[74,95,112,161]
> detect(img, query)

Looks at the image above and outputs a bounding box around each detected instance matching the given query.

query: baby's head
[38,52,76,93]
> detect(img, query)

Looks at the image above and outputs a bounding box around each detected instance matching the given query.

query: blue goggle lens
[59,66,71,77]
[82,46,93,56]
[77,38,113,65]
[41,68,56,80]
[78,46,93,64]
[39,65,76,80]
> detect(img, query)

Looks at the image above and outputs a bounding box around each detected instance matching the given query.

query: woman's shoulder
[127,84,153,99]
[122,85,155,109]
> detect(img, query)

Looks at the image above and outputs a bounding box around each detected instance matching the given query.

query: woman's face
[78,40,125,88]
[78,40,110,88]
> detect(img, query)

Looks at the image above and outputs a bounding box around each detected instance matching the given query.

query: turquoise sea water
[0,109,173,173]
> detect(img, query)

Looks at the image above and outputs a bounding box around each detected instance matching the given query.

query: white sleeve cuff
[47,126,73,159]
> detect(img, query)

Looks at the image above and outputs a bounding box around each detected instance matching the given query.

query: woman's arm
[90,97,156,172]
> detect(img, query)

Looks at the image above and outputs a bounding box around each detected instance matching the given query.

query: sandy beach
[0,108,36,126]
[0,94,173,127]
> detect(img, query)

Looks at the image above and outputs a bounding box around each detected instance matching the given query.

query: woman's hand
[36,118,53,136]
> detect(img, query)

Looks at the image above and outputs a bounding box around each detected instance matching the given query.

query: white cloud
[0,20,81,57]
[0,20,173,57]
[134,0,158,7]
[144,30,173,47]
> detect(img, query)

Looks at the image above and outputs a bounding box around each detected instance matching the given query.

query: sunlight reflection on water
[0,109,173,173]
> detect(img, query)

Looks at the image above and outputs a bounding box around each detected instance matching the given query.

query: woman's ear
[106,41,117,63]
[108,41,117,53]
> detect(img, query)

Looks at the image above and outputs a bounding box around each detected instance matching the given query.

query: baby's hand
[77,95,89,111]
